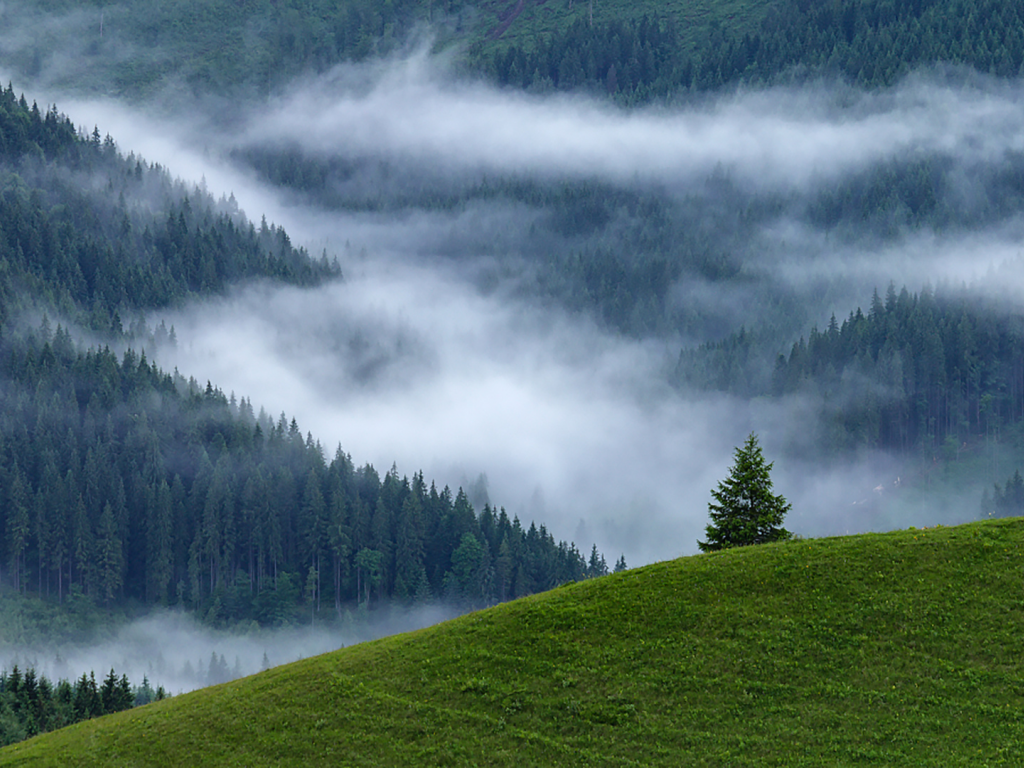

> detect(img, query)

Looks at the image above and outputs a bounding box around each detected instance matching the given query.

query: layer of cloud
[153,257,978,567]
[239,56,1024,192]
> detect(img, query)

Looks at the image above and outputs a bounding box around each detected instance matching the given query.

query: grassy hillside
[3,517,1023,766]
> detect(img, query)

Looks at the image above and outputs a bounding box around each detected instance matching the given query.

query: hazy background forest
[3,0,1024,718]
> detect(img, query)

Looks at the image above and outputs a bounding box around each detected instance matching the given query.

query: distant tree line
[678,283,1024,457]
[0,665,165,746]
[11,0,1024,102]
[980,469,1024,518]
[477,0,1024,101]
[7,0,464,98]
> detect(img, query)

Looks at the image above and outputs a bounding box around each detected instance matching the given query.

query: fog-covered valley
[4,25,1024,703]
[34,55,1024,548]
[8,51,1024,562]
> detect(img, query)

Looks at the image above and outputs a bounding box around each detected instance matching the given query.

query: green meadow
[4,517,1023,766]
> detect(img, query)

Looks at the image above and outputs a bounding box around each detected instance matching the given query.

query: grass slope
[3,518,1024,766]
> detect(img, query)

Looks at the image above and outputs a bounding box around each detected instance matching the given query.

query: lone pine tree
[698,433,792,552]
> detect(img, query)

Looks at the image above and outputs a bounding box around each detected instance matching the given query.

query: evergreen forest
[0,84,613,636]
[0,665,165,746]
[678,282,1024,460]
[7,0,1024,102]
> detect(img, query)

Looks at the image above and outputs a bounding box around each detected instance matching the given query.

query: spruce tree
[698,433,792,552]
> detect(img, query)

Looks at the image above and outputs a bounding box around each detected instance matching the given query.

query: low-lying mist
[151,266,988,569]
[239,55,1024,192]
[0,605,461,694]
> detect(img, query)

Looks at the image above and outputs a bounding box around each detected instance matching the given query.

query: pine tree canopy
[698,434,792,553]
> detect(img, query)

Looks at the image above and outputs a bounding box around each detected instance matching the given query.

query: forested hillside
[678,283,1024,459]
[0,85,612,626]
[0,324,609,621]
[480,0,1024,100]
[0,84,336,333]
[7,0,1024,102]
[0,666,164,746]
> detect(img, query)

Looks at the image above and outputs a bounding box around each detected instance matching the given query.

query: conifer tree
[698,433,792,552]
[96,503,124,603]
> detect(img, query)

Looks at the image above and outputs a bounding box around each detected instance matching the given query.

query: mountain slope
[0,84,337,332]
[4,517,1023,766]
[7,0,1024,103]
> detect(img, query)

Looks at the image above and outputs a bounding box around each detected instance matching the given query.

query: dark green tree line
[679,283,1024,457]
[0,665,165,747]
[980,469,1024,518]
[0,83,339,334]
[9,0,1024,106]
[477,0,1024,101]
[0,323,615,622]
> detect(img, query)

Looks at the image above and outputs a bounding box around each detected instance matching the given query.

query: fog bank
[0,605,461,694]
[244,57,1024,192]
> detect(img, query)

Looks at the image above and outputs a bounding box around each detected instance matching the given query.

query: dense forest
[480,0,1024,100]
[0,325,617,620]
[0,83,337,334]
[982,469,1024,518]
[0,665,165,746]
[678,283,1024,458]
[0,85,615,625]
[8,0,1024,103]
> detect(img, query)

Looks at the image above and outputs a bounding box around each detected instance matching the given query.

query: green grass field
[3,518,1023,766]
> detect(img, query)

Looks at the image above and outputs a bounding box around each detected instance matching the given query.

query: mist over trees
[0,326,610,619]
[0,83,337,334]
[7,0,1024,104]
[678,282,1024,463]
[217,69,1024,355]
[0,85,611,627]
[0,0,445,98]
